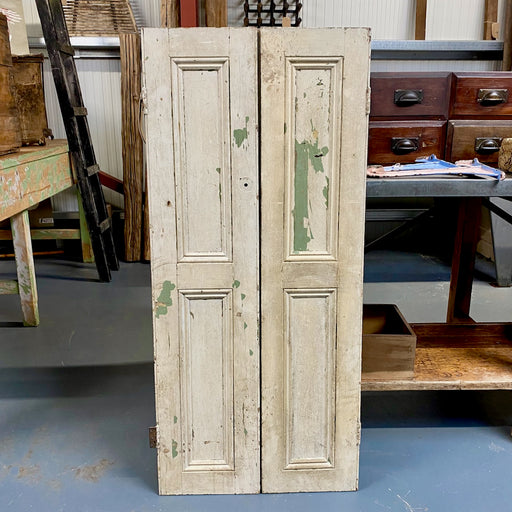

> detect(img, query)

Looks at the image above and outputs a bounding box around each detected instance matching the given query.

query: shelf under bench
[362,322,512,391]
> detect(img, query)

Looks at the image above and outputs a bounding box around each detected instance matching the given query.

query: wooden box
[370,72,452,119]
[12,54,50,146]
[446,119,512,164]
[451,72,512,118]
[368,120,446,164]
[0,14,21,156]
[362,304,417,379]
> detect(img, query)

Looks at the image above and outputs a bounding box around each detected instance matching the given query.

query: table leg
[446,197,482,323]
[10,210,39,326]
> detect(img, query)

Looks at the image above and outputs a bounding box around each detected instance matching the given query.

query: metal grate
[61,0,137,37]
[243,1,302,27]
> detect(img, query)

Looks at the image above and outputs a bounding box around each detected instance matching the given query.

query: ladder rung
[73,106,88,117]
[57,43,74,56]
[99,218,111,233]
[87,164,100,177]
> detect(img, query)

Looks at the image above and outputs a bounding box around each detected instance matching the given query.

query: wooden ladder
[35,0,119,281]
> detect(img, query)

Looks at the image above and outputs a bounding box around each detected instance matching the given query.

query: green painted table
[0,140,75,326]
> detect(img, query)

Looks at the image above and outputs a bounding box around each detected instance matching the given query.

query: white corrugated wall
[20,0,508,210]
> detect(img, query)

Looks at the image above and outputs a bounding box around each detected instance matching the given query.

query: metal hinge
[139,86,148,144]
[149,426,158,449]
[366,87,371,115]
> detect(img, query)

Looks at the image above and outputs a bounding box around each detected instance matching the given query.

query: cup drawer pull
[394,89,423,106]
[475,137,502,153]
[477,89,509,106]
[391,137,419,154]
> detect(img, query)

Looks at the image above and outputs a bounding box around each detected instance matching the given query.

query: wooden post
[484,0,499,39]
[503,0,512,70]
[205,0,227,27]
[120,32,144,261]
[160,0,180,27]
[415,0,427,40]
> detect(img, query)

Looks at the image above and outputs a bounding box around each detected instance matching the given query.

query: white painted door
[143,28,260,495]
[260,28,370,493]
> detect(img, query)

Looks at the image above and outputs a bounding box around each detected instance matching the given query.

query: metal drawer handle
[391,137,419,154]
[477,89,509,106]
[475,137,502,153]
[394,89,423,106]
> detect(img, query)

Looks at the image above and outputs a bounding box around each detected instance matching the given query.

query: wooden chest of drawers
[369,71,512,166]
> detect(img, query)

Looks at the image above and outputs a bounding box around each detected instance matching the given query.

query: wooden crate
[362,304,417,379]
[0,13,21,156]
[12,54,51,146]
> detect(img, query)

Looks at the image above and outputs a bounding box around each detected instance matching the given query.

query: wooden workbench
[363,177,512,390]
[0,140,74,325]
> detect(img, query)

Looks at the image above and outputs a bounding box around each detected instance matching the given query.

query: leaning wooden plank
[205,0,227,27]
[143,27,260,495]
[484,0,499,40]
[10,210,39,326]
[415,0,427,40]
[260,28,370,493]
[160,0,179,27]
[120,32,144,261]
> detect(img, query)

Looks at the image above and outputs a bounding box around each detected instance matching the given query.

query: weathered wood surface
[484,0,499,40]
[362,322,512,391]
[0,13,21,156]
[0,140,73,222]
[415,0,427,40]
[160,0,179,27]
[205,0,227,27]
[120,32,144,261]
[10,210,39,326]
[11,55,49,145]
[260,28,370,493]
[143,28,260,495]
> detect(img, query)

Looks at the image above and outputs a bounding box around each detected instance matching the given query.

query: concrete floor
[0,251,511,511]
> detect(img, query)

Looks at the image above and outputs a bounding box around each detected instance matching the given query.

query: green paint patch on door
[156,281,176,318]
[233,280,240,288]
[171,440,178,458]
[323,176,330,208]
[293,122,329,252]
[233,116,249,147]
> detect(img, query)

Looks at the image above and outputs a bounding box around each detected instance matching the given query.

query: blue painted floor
[1,252,512,511]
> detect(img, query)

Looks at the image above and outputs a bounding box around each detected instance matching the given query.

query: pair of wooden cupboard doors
[143,27,370,495]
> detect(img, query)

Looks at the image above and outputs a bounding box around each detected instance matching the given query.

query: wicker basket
[62,0,137,37]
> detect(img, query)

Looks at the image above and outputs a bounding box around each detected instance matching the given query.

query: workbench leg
[446,197,482,323]
[11,211,39,326]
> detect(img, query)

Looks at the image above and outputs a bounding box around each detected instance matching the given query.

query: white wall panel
[302,0,416,39]
[43,58,124,210]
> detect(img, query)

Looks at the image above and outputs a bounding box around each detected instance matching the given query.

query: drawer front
[368,121,447,164]
[452,72,512,118]
[370,72,451,119]
[446,120,512,164]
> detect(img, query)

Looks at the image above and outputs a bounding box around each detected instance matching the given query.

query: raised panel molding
[180,290,234,472]
[284,289,336,470]
[285,57,343,261]
[172,58,232,262]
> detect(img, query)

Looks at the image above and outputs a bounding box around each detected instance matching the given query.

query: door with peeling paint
[260,28,370,493]
[143,28,260,495]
